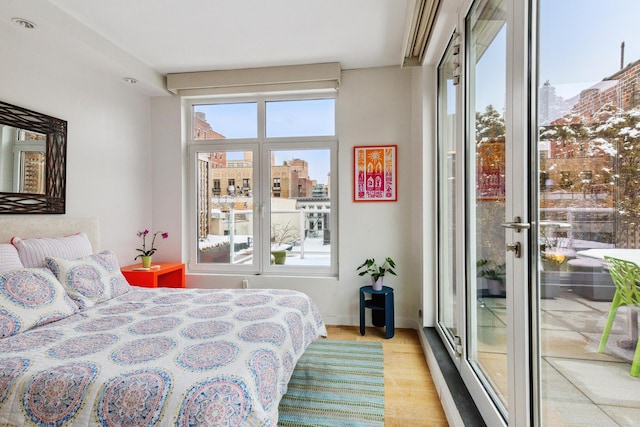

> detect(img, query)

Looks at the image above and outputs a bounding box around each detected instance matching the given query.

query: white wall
[416,59,438,328]
[150,66,422,328]
[0,18,153,263]
[336,67,419,327]
[150,96,185,264]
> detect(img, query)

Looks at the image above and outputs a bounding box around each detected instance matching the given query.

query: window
[265,99,335,137]
[188,96,337,276]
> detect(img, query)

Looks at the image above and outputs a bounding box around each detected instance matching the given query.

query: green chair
[598,256,640,377]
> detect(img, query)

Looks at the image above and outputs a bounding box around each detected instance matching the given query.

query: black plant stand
[359,285,394,338]
[371,293,386,326]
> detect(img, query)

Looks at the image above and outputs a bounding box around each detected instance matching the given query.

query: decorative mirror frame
[0,100,66,214]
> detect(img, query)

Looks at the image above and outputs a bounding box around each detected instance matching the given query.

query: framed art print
[353,144,397,202]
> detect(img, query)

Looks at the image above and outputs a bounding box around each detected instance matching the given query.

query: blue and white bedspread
[0,288,327,426]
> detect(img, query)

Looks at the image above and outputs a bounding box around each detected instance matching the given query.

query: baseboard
[326,315,416,329]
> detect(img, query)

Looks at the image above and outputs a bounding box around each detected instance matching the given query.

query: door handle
[506,242,522,258]
[500,216,530,233]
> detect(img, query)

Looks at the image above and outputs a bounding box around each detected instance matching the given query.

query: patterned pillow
[0,244,24,273]
[11,232,93,268]
[46,250,131,309]
[0,268,78,338]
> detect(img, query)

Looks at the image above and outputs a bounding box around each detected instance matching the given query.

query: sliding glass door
[436,0,640,425]
[536,1,640,425]
[436,0,531,425]
[437,35,461,356]
[464,0,516,421]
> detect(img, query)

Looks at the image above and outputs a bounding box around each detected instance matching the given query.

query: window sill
[419,327,486,427]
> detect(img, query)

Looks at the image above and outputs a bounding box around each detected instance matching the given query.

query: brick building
[572,59,640,121]
[541,59,640,194]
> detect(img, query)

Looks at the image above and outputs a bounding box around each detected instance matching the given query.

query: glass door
[536,1,640,425]
[435,0,531,424]
[437,35,461,353]
[466,0,510,417]
[429,0,640,424]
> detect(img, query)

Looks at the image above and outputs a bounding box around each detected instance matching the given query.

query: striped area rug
[278,339,384,427]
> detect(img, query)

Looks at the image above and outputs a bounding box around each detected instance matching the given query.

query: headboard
[0,216,100,251]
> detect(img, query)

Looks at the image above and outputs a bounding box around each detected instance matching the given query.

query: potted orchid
[135,229,169,267]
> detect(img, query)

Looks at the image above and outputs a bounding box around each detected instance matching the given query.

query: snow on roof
[583,79,619,93]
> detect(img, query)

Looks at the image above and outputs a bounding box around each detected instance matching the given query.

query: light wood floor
[325,325,449,427]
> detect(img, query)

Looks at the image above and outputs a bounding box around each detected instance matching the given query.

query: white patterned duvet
[0,287,327,426]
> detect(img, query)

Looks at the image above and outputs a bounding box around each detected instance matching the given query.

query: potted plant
[541,250,567,271]
[477,259,506,296]
[135,229,169,268]
[357,257,397,290]
[271,220,298,265]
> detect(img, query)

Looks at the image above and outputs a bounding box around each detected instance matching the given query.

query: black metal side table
[359,285,394,338]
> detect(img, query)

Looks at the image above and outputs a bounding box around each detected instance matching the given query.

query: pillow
[11,232,93,268]
[45,250,130,309]
[0,244,24,273]
[0,268,78,338]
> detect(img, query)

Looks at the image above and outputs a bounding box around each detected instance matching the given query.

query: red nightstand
[121,262,185,288]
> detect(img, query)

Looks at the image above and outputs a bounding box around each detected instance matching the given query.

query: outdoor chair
[598,256,640,377]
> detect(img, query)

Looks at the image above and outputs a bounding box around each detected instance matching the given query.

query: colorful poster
[354,145,397,202]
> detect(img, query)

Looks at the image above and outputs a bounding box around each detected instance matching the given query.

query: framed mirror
[0,101,66,214]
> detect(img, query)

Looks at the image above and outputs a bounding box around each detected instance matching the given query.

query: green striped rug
[278,339,384,427]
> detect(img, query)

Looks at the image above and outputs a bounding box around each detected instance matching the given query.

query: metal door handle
[500,216,530,233]
[506,242,521,258]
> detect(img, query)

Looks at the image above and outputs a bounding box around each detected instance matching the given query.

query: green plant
[357,257,397,281]
[477,259,505,281]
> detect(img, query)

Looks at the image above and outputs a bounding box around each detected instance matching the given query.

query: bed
[0,217,327,426]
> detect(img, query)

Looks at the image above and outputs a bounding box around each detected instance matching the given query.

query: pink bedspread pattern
[0,288,326,426]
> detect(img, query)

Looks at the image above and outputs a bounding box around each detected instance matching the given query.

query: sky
[476,0,640,110]
[195,100,334,185]
[539,0,640,99]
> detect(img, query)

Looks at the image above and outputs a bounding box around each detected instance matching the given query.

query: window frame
[187,93,338,277]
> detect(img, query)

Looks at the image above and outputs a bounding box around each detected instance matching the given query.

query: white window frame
[187,93,338,277]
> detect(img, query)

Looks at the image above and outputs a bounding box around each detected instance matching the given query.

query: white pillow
[0,268,78,338]
[45,250,130,309]
[0,244,24,273]
[11,232,93,268]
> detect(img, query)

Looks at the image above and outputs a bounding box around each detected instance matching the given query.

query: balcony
[199,207,331,267]
[479,287,640,424]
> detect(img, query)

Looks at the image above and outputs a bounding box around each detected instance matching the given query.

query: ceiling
[2,0,428,96]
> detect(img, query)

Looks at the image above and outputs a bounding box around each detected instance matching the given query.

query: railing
[540,207,614,245]
[210,208,330,264]
[268,209,331,260]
